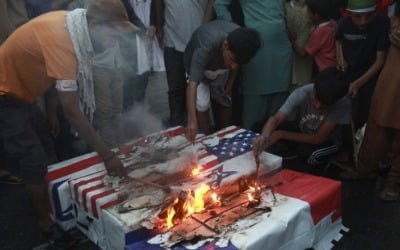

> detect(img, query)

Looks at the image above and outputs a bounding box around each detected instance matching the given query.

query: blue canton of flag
[206,131,258,162]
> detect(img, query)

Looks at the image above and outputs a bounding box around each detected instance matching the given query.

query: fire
[247,185,261,205]
[164,183,212,229]
[190,165,202,176]
[211,192,221,206]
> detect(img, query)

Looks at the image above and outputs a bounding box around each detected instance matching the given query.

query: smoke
[120,103,165,143]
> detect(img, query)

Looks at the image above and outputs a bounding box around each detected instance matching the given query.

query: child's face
[222,40,239,71]
[349,11,375,30]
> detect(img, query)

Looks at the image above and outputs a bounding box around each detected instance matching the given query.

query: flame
[211,192,221,206]
[193,184,210,212]
[247,185,260,203]
[166,198,179,229]
[190,165,202,176]
[247,192,255,202]
[163,183,211,229]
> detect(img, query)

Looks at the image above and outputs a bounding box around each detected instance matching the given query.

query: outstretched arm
[185,80,198,142]
[56,81,127,178]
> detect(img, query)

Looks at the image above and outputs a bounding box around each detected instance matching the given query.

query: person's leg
[380,128,400,201]
[300,143,340,166]
[242,91,288,131]
[356,117,391,175]
[164,47,187,126]
[0,98,52,230]
[351,80,376,131]
[242,94,267,130]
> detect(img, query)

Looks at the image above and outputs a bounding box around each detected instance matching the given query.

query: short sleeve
[279,85,310,115]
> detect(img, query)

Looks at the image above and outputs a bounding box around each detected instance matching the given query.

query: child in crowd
[285,0,314,87]
[341,3,400,201]
[253,68,351,166]
[184,20,261,142]
[336,0,390,130]
[291,0,337,72]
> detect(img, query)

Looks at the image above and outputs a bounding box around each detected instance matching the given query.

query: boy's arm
[153,0,165,47]
[186,80,198,142]
[203,0,216,23]
[348,51,386,97]
[336,40,347,71]
[274,120,336,145]
[252,111,287,159]
[57,88,127,178]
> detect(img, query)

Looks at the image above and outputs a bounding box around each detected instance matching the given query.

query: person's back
[0,11,76,103]
[215,0,292,131]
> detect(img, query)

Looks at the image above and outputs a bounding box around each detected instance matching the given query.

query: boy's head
[223,28,261,70]
[347,0,376,29]
[306,0,335,24]
[313,67,348,109]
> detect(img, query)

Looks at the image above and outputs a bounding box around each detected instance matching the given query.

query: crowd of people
[1,0,400,248]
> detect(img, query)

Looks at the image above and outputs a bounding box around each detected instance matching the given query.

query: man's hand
[104,154,127,178]
[252,135,270,161]
[185,120,198,143]
[348,81,361,98]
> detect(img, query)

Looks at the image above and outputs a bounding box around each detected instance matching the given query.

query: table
[45,126,344,249]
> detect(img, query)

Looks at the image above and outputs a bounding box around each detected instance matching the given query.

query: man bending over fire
[184,20,261,142]
[253,68,351,166]
[0,0,135,248]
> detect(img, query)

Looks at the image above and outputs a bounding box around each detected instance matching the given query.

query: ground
[1,72,400,249]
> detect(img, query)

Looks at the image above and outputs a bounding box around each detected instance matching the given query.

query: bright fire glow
[190,165,202,176]
[166,198,178,229]
[164,183,211,229]
[211,192,221,206]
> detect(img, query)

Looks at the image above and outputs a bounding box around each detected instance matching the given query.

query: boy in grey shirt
[253,68,351,165]
[185,20,261,142]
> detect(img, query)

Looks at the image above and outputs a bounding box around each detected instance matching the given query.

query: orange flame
[190,165,202,176]
[211,192,221,206]
[164,183,211,229]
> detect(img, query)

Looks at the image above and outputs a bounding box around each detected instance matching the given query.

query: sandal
[379,182,400,202]
[0,170,23,185]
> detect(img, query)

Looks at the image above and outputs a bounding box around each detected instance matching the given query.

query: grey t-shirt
[279,84,350,135]
[184,20,239,83]
[163,0,208,52]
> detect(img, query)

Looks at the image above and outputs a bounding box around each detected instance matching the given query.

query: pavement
[2,72,400,249]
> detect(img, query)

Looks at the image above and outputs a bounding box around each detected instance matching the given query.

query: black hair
[314,67,349,106]
[306,0,336,20]
[226,27,262,65]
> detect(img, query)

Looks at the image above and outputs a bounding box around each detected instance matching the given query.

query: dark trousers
[271,121,340,165]
[164,47,187,126]
[358,117,400,183]
[0,96,48,184]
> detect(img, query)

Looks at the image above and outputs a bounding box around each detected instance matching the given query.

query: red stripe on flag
[198,151,212,160]
[73,175,105,203]
[45,156,102,182]
[275,169,342,224]
[91,190,117,218]
[81,184,104,211]
[201,158,220,170]
[164,126,185,138]
[216,126,241,138]
[100,199,120,211]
